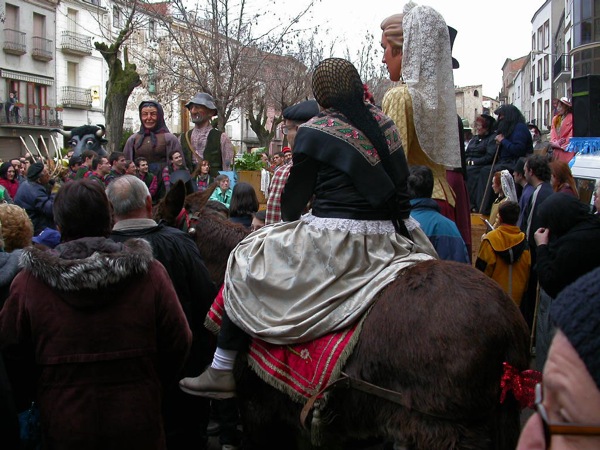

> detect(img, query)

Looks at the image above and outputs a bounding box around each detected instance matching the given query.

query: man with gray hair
[107,175,217,449]
[180,92,234,176]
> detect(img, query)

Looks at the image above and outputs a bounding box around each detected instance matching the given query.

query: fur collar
[20,237,154,292]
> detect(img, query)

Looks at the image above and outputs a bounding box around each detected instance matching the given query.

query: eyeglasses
[535,383,600,449]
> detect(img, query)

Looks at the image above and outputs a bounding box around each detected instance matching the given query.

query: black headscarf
[133,100,171,152]
[311,58,411,237]
[494,104,526,138]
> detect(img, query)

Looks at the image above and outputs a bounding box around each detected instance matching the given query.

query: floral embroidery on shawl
[302,108,402,166]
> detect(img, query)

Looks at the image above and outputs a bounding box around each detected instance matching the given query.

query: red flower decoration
[499,362,543,409]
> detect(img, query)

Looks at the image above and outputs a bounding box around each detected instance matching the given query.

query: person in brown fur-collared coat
[0,179,192,450]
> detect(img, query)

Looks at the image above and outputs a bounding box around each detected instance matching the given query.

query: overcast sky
[276,0,545,98]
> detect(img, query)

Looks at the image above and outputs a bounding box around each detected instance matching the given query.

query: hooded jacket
[0,237,191,450]
[476,224,531,305]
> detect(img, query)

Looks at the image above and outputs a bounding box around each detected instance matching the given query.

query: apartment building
[1,0,57,158]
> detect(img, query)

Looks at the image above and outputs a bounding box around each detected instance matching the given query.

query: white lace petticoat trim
[301,214,419,234]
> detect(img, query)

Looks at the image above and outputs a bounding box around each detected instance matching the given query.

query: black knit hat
[27,162,45,181]
[551,266,600,389]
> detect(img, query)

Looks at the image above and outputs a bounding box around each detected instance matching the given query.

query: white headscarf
[500,170,518,203]
[402,1,461,168]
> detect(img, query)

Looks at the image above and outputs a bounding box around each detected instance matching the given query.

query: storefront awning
[0,69,54,85]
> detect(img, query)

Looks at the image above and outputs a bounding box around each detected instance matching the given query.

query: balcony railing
[32,36,53,61]
[0,106,62,128]
[3,29,26,55]
[61,86,92,109]
[60,31,93,55]
[553,54,571,79]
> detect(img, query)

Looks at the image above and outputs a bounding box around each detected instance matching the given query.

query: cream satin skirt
[223,214,437,345]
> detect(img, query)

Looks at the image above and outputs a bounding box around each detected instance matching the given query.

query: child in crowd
[476,201,531,305]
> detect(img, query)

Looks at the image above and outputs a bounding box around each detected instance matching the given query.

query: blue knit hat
[551,266,600,389]
[32,227,61,249]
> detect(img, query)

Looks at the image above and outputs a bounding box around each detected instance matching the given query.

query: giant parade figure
[380,1,472,256]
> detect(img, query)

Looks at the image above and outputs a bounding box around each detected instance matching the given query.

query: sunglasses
[535,383,600,449]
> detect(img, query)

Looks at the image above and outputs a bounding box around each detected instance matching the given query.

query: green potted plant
[234,151,265,171]
[234,151,268,204]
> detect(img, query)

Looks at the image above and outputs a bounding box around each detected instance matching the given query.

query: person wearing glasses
[517,265,600,449]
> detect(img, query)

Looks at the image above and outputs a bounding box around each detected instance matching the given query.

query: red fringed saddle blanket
[205,286,365,404]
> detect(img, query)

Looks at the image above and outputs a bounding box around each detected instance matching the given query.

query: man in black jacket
[107,175,217,450]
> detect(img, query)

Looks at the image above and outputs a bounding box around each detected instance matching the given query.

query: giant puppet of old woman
[380,2,471,254]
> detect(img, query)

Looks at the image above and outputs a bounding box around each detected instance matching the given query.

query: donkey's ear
[163,180,186,219]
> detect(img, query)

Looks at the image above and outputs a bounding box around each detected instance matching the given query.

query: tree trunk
[104,91,130,154]
[95,21,141,154]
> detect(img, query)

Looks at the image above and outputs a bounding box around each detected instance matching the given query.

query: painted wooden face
[381,34,402,82]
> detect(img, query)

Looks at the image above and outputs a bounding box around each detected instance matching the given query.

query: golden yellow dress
[382,85,455,207]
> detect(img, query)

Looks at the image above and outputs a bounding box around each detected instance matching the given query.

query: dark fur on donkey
[154,180,249,287]
[236,260,529,450]
[155,184,530,449]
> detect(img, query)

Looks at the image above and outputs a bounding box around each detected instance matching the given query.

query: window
[148,20,156,40]
[113,7,122,28]
[543,55,549,80]
[544,100,550,128]
[532,33,536,52]
[473,89,479,97]
[537,27,543,51]
[544,20,550,49]
[537,99,543,127]
[67,9,78,33]
[67,62,78,86]
[5,3,19,29]
[33,13,46,37]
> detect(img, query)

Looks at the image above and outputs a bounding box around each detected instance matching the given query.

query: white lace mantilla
[402,1,461,168]
[301,214,420,234]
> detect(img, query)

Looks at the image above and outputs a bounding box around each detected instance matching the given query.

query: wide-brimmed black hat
[448,26,459,69]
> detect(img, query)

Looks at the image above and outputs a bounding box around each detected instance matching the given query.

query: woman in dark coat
[533,192,600,372]
[465,114,496,211]
[477,105,533,214]
[534,193,600,298]
[0,179,191,450]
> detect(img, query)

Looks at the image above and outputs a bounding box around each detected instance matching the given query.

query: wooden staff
[18,136,34,158]
[39,135,51,161]
[28,135,44,160]
[50,135,64,167]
